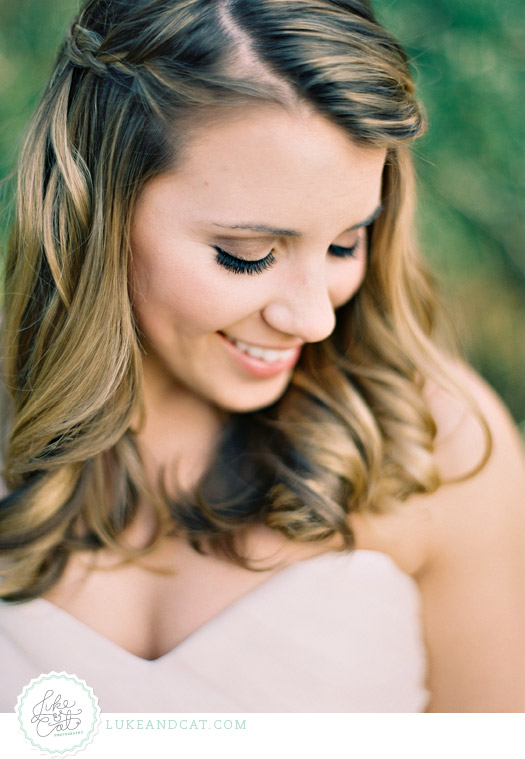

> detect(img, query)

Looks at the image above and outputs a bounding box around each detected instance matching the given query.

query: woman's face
[129,104,386,412]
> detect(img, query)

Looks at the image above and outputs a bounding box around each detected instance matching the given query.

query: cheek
[329,255,367,309]
[328,229,369,309]
[129,246,260,335]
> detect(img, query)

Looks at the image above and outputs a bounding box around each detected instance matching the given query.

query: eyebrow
[206,204,384,237]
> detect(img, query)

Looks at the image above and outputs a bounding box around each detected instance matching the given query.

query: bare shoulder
[353,360,525,711]
[351,359,525,574]
[418,359,524,563]
[425,358,524,483]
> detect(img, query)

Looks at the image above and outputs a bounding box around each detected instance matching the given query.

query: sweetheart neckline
[15,548,372,665]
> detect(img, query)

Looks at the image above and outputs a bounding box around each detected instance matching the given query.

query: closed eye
[328,242,359,259]
[214,235,361,275]
[213,246,276,275]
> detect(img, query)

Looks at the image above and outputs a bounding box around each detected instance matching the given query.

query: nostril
[261,295,336,345]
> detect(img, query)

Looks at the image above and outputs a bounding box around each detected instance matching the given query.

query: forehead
[142,105,386,231]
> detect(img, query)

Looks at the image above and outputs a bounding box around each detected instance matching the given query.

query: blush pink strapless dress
[0,550,429,712]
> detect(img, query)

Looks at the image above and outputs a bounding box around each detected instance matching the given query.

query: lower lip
[217,333,302,379]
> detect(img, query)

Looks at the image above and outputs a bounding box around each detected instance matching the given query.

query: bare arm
[352,363,525,711]
[418,366,525,711]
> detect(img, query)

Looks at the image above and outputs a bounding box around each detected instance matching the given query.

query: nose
[261,262,336,344]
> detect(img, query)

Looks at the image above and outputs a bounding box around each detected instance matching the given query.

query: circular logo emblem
[16,671,100,757]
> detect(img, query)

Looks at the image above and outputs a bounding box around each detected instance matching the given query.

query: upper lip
[219,332,303,351]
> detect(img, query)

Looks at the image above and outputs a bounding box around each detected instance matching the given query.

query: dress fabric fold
[0,550,429,712]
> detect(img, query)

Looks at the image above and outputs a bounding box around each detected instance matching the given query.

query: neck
[135,361,227,496]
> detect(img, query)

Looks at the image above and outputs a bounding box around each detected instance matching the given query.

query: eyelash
[214,246,276,275]
[213,238,360,275]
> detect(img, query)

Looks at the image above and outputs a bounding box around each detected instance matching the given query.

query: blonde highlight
[1,0,488,601]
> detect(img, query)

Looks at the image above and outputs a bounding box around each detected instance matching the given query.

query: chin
[211,376,292,414]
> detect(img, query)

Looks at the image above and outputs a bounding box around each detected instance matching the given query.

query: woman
[0,0,523,713]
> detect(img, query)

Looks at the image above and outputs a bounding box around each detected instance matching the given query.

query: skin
[128,102,384,492]
[129,104,385,416]
[44,103,525,712]
[354,366,525,711]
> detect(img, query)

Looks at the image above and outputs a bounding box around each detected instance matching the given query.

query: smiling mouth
[221,333,301,364]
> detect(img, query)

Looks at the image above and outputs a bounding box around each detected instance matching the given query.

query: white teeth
[227,337,297,363]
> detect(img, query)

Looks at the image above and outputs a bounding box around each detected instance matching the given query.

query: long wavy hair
[0,0,489,601]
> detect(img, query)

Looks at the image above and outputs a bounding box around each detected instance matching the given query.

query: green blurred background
[0,0,523,429]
